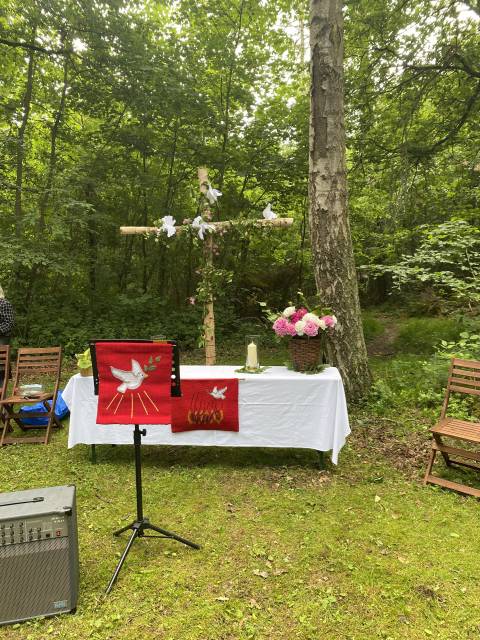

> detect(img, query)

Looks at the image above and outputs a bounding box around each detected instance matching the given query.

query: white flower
[303,312,321,326]
[262,203,277,220]
[192,215,215,240]
[330,315,338,327]
[318,318,326,330]
[295,320,306,336]
[282,306,296,318]
[160,215,177,238]
[206,184,222,204]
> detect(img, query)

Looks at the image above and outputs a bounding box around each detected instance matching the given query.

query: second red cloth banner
[171,379,239,432]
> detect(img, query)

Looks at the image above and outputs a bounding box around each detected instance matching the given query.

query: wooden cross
[120,167,293,365]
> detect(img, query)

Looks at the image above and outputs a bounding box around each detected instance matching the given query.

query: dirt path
[366,316,399,357]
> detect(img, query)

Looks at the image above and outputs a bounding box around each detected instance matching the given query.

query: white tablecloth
[63,365,350,464]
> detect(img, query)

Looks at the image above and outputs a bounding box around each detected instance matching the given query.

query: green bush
[368,356,431,416]
[362,312,385,342]
[394,317,463,354]
[18,294,279,358]
[368,332,480,421]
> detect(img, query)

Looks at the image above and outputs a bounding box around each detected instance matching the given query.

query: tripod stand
[105,424,200,594]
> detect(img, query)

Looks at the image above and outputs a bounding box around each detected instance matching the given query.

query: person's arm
[0,300,14,335]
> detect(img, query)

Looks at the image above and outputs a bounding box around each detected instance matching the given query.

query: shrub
[368,332,480,421]
[362,312,385,342]
[394,317,463,354]
[363,220,480,312]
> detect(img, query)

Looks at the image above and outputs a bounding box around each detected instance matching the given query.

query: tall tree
[309,0,371,400]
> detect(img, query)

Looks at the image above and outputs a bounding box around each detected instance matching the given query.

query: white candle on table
[246,341,258,369]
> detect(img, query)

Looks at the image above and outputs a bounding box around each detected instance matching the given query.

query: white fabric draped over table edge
[62,365,350,464]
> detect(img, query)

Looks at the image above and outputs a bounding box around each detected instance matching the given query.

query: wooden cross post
[198,167,216,365]
[120,167,293,365]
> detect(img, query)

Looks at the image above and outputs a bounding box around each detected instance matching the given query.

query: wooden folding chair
[424,358,480,498]
[0,345,10,430]
[0,347,63,446]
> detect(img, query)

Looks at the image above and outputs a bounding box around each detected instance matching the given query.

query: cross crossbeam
[119,167,293,365]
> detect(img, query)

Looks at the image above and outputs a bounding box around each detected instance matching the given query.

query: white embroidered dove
[262,203,277,220]
[160,215,177,238]
[209,385,227,400]
[111,359,148,393]
[192,215,214,240]
[206,184,222,204]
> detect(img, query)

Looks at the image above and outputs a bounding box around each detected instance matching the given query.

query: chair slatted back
[441,358,480,418]
[13,347,62,391]
[0,345,10,399]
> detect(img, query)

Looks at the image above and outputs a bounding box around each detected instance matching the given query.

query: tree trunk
[163,118,178,213]
[141,150,149,294]
[14,27,36,238]
[309,0,371,401]
[38,36,69,232]
[218,0,245,189]
[198,167,216,365]
[85,183,98,298]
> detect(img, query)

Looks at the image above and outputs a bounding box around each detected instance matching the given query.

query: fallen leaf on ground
[253,569,269,579]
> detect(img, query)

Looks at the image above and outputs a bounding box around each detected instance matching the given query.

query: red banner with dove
[95,342,173,425]
[171,379,239,432]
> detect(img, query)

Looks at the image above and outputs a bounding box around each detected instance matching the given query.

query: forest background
[1,0,479,359]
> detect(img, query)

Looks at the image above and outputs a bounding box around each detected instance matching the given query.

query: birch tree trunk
[309,0,371,401]
[198,166,216,365]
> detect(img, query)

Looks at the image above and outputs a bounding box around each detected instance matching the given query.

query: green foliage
[196,264,234,305]
[394,317,464,355]
[368,326,480,421]
[362,312,385,342]
[435,331,480,362]
[418,330,480,419]
[368,356,431,416]
[365,221,480,310]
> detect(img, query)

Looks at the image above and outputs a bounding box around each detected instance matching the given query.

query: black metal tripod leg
[148,523,200,550]
[113,521,136,537]
[105,526,140,595]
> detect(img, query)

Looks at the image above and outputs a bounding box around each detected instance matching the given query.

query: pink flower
[188,296,196,305]
[322,315,337,328]
[273,317,289,336]
[290,308,308,323]
[285,322,297,336]
[303,320,319,337]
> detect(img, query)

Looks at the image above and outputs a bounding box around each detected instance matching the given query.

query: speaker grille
[0,538,71,623]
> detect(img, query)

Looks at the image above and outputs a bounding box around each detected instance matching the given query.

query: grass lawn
[1,349,480,639]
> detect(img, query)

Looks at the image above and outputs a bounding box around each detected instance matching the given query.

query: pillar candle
[246,341,258,369]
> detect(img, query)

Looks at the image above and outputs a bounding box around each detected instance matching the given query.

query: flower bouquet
[272,306,337,372]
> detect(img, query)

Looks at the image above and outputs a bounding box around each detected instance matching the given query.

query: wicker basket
[289,336,324,372]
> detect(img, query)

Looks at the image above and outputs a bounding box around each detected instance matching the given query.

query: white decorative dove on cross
[206,183,222,204]
[262,203,277,220]
[160,215,177,238]
[192,215,215,240]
